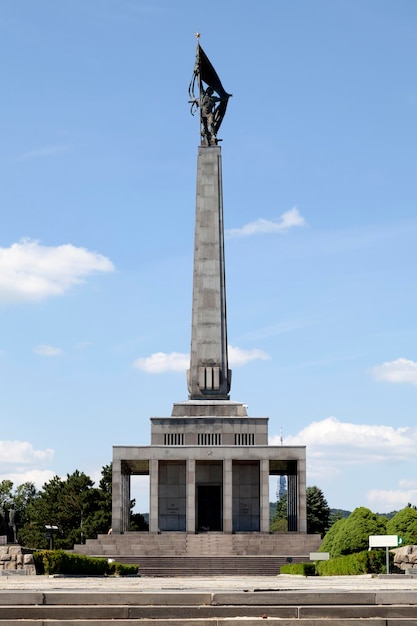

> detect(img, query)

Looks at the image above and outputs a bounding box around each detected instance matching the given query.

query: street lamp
[45,525,58,550]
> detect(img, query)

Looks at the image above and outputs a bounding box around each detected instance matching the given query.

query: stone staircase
[1,587,417,623]
[115,555,297,576]
[72,532,321,576]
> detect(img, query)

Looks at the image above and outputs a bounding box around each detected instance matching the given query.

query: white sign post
[368,535,403,574]
[309,552,330,561]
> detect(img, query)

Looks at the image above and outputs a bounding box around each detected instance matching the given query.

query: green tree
[270,491,288,531]
[0,480,13,509]
[271,486,331,534]
[13,482,38,533]
[83,464,113,538]
[130,513,149,531]
[328,509,347,527]
[386,505,417,545]
[0,480,15,540]
[18,475,63,548]
[18,466,114,549]
[59,470,96,547]
[14,482,38,514]
[0,480,13,532]
[98,464,112,496]
[320,507,387,558]
[306,486,330,536]
[319,516,347,556]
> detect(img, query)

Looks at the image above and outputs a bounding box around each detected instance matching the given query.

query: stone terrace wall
[0,546,36,575]
[392,545,417,572]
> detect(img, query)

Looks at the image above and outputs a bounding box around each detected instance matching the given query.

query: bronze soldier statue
[189,37,232,146]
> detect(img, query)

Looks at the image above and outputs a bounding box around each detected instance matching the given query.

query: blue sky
[1,0,417,516]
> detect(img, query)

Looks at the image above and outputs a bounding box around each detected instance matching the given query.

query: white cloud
[270,417,417,464]
[0,441,56,491]
[0,441,54,470]
[225,207,306,239]
[269,418,417,510]
[133,345,270,373]
[0,470,56,491]
[371,358,417,386]
[33,344,62,357]
[367,486,417,512]
[133,351,189,373]
[0,239,115,303]
[228,345,270,366]
[398,479,417,489]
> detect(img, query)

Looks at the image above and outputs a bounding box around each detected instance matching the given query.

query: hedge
[280,549,391,576]
[33,550,139,576]
[280,562,316,576]
[316,549,391,576]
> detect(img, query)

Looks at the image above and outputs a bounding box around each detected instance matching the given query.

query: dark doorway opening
[197,485,222,531]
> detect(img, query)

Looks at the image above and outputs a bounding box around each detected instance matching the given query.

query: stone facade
[112,399,307,535]
[0,546,36,575]
[112,143,308,537]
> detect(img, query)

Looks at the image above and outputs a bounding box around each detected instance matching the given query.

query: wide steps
[0,588,416,623]
[74,532,321,558]
[116,555,299,576]
[72,532,321,577]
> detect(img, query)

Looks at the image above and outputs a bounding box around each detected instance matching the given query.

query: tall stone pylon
[187,38,232,400]
[110,40,308,538]
[187,144,231,399]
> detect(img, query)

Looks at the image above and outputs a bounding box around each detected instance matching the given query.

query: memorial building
[111,40,307,536]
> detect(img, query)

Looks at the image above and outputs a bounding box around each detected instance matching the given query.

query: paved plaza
[1,574,417,593]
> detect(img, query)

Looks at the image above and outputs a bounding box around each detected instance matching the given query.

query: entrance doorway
[197,485,222,531]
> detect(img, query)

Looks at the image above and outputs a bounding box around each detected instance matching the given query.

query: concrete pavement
[0,573,417,592]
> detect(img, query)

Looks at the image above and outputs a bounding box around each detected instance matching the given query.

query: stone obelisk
[110,40,307,538]
[187,37,232,401]
[187,145,231,399]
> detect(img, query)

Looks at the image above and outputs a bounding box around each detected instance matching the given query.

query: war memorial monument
[109,40,312,546]
[6,45,415,626]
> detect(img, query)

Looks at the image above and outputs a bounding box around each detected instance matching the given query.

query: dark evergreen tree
[17,466,114,549]
[270,492,288,531]
[130,513,149,531]
[320,507,387,558]
[0,480,13,535]
[13,482,38,540]
[271,485,331,535]
[319,516,347,556]
[306,486,330,536]
[386,506,417,545]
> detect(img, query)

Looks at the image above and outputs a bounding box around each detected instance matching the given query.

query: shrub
[280,550,391,577]
[33,550,138,576]
[107,561,139,576]
[316,549,392,576]
[319,507,387,558]
[316,551,368,575]
[280,562,316,576]
[386,506,417,546]
[319,517,346,557]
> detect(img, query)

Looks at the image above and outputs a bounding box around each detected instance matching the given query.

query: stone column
[111,459,122,533]
[288,474,298,531]
[223,459,232,533]
[260,459,270,533]
[297,458,307,533]
[187,145,231,400]
[121,472,130,533]
[186,459,196,532]
[149,458,159,533]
